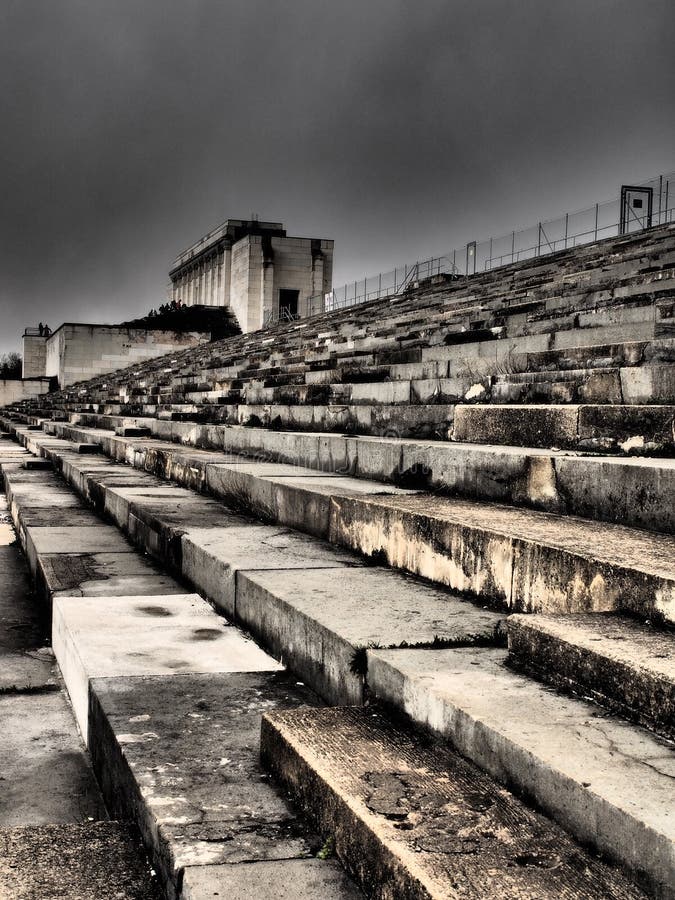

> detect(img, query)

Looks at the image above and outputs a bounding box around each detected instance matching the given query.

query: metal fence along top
[305,170,674,319]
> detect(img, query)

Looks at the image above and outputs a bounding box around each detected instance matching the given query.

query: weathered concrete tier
[87,672,336,899]
[7,422,675,625]
[0,822,162,900]
[367,647,675,896]
[3,427,670,894]
[261,706,647,899]
[7,223,675,452]
[507,613,675,738]
[36,415,675,533]
[234,567,504,705]
[35,397,675,451]
[4,426,505,707]
[452,403,675,450]
[327,493,675,622]
[53,593,279,740]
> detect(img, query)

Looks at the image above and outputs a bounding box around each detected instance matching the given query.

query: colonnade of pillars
[170,244,231,307]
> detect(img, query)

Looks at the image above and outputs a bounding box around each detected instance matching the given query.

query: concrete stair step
[366,646,674,897]
[7,419,675,625]
[44,413,675,534]
[261,705,648,899]
[507,612,675,738]
[0,441,361,900]
[452,402,675,451]
[89,671,357,899]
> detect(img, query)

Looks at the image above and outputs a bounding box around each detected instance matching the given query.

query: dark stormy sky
[1,0,673,355]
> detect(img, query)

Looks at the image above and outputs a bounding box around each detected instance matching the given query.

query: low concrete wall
[0,378,52,408]
[44,324,210,388]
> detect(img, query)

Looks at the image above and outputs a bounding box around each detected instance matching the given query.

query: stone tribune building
[168,218,334,333]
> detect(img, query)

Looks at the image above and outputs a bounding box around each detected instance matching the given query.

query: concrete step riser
[507,614,675,739]
[327,493,675,622]
[453,403,675,451]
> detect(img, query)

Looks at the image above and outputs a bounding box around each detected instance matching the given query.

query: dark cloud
[1,0,673,353]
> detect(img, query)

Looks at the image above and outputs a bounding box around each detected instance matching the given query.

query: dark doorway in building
[278,289,300,321]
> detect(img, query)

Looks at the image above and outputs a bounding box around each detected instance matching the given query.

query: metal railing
[303,169,674,319]
[262,307,303,328]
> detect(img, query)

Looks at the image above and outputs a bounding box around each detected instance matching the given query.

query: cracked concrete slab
[236,566,504,704]
[53,593,280,740]
[88,672,325,895]
[367,645,675,895]
[261,706,646,900]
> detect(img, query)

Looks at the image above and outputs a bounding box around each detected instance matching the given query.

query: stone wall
[0,377,51,408]
[270,235,333,319]
[230,237,262,333]
[22,335,48,378]
[43,324,210,388]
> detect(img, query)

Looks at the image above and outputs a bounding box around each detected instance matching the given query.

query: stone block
[507,613,675,737]
[367,647,674,896]
[261,705,646,900]
[236,566,503,705]
[88,672,323,895]
[53,593,279,740]
[181,859,360,900]
[452,404,580,448]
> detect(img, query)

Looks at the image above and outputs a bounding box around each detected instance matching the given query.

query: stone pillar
[221,241,232,308]
[208,256,216,305]
[261,258,275,328]
[310,252,324,317]
[199,262,206,305]
[215,251,223,307]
